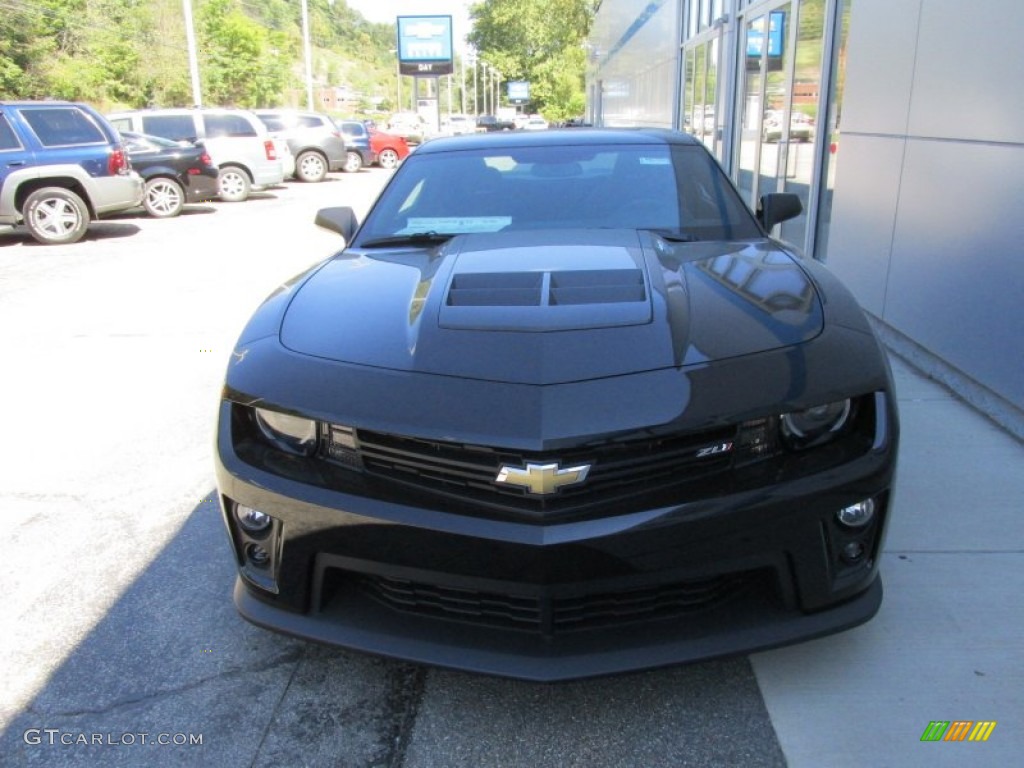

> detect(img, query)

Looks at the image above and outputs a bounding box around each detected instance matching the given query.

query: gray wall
[826,0,1024,418]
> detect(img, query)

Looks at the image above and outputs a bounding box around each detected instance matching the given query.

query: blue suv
[0,101,143,244]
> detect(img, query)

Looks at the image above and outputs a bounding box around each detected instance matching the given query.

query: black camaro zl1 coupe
[215,128,898,680]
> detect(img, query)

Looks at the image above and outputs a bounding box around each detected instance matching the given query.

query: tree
[468,0,597,118]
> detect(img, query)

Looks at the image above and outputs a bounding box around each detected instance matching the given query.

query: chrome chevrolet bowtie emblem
[495,461,591,496]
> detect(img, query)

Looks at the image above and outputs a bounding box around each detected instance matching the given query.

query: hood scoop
[440,241,651,331]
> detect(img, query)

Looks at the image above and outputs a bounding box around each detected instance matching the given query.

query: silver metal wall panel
[884,138,1024,406]
[841,0,920,136]
[909,1,1024,143]
[819,134,904,315]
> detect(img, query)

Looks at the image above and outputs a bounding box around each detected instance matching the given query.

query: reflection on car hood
[279,229,823,385]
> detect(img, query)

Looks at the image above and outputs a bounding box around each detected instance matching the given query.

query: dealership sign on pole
[397,16,454,76]
[507,81,530,104]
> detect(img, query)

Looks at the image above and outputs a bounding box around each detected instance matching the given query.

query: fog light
[836,498,876,528]
[236,504,272,533]
[840,541,866,563]
[245,543,271,568]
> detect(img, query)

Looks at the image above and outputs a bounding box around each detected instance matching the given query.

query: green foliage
[0,0,401,109]
[468,0,597,118]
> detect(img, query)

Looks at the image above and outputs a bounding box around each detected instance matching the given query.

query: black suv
[0,101,143,244]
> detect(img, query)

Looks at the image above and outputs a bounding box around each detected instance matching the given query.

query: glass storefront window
[780,0,826,248]
[813,0,852,262]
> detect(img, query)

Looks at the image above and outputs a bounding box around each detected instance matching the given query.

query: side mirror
[314,206,359,243]
[757,193,803,232]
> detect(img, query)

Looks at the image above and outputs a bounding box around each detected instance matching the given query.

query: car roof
[412,127,701,155]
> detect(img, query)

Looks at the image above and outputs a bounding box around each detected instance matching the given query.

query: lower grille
[355,570,758,636]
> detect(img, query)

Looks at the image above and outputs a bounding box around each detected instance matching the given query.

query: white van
[107,108,288,202]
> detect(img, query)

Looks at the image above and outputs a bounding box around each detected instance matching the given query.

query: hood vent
[447,269,645,308]
[440,268,651,332]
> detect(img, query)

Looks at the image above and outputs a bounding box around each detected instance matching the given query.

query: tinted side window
[142,115,197,142]
[299,115,324,129]
[205,114,257,138]
[0,114,22,150]
[19,108,105,146]
[258,116,287,131]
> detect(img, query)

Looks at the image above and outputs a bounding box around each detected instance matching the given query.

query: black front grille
[356,571,756,636]
[350,425,737,515]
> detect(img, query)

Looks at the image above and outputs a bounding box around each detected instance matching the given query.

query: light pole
[493,69,501,117]
[471,55,478,115]
[482,62,489,115]
[300,0,314,110]
[389,49,402,112]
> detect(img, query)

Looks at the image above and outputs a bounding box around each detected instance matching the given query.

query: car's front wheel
[218,167,251,202]
[23,187,90,245]
[377,148,400,170]
[296,150,328,183]
[143,177,185,218]
[342,151,363,173]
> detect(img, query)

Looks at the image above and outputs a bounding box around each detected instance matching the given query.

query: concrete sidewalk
[752,354,1024,766]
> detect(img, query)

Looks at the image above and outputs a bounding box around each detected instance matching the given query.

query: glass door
[734,2,794,209]
[734,0,835,255]
[680,26,726,163]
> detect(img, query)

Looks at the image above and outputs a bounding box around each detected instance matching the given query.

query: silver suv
[0,101,143,244]
[253,110,349,183]
[107,108,287,202]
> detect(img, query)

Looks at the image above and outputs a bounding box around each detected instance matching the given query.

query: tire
[143,177,185,218]
[342,151,363,173]
[218,167,251,202]
[295,150,328,183]
[23,187,89,245]
[377,148,400,170]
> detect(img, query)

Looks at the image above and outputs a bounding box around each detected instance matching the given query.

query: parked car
[253,109,347,183]
[522,115,549,131]
[762,110,815,143]
[385,112,427,145]
[0,100,143,244]
[475,115,504,132]
[335,120,376,172]
[367,126,410,170]
[106,108,285,202]
[120,131,219,218]
[214,128,899,681]
[442,114,476,135]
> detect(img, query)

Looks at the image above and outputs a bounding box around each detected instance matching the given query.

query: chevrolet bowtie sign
[397,15,454,76]
[495,462,592,496]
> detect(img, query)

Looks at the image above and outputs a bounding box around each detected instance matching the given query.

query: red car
[368,128,410,170]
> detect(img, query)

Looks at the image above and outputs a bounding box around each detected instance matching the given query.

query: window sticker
[404,217,512,233]
[639,156,671,165]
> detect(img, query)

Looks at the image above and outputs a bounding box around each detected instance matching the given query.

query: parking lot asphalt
[1,170,1021,767]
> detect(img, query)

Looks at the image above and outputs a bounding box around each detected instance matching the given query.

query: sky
[344,0,476,53]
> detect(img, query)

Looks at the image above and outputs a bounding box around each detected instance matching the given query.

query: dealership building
[586,0,1023,437]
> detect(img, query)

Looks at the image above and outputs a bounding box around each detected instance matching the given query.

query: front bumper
[215,398,895,680]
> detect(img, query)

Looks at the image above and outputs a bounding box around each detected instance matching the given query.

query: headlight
[254,407,318,455]
[780,399,852,449]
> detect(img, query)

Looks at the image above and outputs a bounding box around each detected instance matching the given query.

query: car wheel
[23,187,89,245]
[342,151,363,173]
[143,177,185,218]
[377,148,400,170]
[296,150,328,183]
[218,167,251,202]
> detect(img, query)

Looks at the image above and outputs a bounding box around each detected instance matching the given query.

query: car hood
[279,229,823,386]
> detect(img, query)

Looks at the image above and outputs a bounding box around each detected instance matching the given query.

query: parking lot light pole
[301,0,314,110]
[181,0,202,106]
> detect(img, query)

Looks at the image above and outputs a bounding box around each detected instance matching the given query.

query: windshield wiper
[359,231,455,248]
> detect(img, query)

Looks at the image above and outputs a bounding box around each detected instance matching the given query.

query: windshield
[356,143,761,244]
